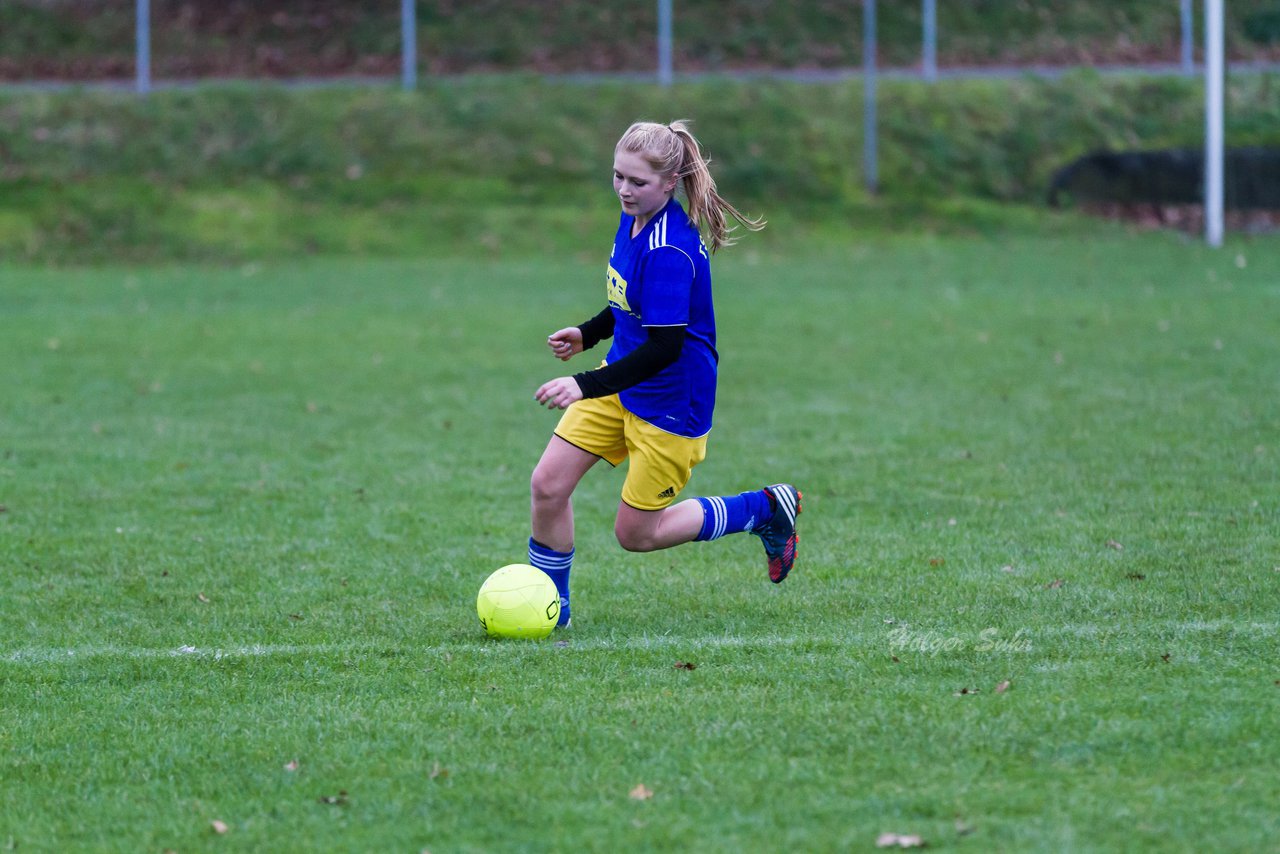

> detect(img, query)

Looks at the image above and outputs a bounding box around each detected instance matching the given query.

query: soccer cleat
[752,484,802,583]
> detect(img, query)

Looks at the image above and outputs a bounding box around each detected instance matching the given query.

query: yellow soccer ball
[476,564,560,640]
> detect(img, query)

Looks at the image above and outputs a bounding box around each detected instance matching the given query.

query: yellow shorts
[555,394,708,511]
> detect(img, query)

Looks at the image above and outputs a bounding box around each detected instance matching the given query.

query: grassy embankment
[2,72,1278,264]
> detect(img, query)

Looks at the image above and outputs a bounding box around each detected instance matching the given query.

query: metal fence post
[658,0,673,86]
[1204,0,1224,247]
[136,0,151,94]
[864,0,878,192]
[1181,0,1195,74]
[401,0,417,89]
[922,0,937,82]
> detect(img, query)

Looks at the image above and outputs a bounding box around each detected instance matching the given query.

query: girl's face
[613,150,677,223]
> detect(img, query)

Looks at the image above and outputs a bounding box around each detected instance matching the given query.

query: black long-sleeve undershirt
[576,307,615,352]
[572,309,685,399]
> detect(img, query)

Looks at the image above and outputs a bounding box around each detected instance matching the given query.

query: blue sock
[694,490,774,541]
[528,537,573,627]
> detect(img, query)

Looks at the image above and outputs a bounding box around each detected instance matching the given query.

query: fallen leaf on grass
[288,613,304,621]
[673,661,697,670]
[1106,539,1124,551]
[928,557,945,567]
[1045,579,1065,589]
[210,820,229,835]
[629,784,654,801]
[1161,653,1171,663]
[876,832,927,848]
[283,760,299,772]
[429,761,448,780]
[197,593,210,603]
[995,680,1011,694]
[1127,573,1146,581]
[318,791,349,806]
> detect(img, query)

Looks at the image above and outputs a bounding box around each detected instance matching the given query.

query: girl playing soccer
[529,120,801,627]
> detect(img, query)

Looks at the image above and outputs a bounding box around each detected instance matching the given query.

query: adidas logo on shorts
[657,486,676,499]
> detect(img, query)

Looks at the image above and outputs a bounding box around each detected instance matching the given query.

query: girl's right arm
[547,307,615,362]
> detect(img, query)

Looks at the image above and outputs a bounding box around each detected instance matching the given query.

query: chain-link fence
[4,0,1280,88]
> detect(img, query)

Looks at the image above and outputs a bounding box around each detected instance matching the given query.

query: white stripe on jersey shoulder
[649,211,670,250]
[645,211,696,278]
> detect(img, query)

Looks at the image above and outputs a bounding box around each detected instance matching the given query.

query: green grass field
[2,233,1278,851]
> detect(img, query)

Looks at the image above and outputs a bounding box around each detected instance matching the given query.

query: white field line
[3,618,1275,665]
[0,633,824,664]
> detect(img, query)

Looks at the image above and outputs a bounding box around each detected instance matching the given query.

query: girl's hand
[535,377,584,410]
[547,327,584,362]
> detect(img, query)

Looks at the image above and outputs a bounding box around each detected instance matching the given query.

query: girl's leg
[613,499,705,552]
[614,485,803,583]
[530,435,600,626]
[530,435,600,552]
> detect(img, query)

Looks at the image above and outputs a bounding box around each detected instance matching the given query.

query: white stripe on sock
[528,546,574,570]
[712,496,727,539]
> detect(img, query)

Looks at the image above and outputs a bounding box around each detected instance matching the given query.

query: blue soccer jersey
[604,197,717,438]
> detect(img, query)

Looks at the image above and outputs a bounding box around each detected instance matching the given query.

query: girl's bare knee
[614,521,658,553]
[530,465,568,505]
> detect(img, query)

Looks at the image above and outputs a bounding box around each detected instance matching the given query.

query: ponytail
[615,120,766,252]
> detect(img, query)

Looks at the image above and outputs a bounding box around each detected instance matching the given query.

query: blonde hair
[615,119,765,252]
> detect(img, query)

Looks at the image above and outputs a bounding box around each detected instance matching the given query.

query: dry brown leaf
[673,661,697,670]
[929,557,945,567]
[197,592,210,603]
[995,680,1011,694]
[429,761,449,780]
[1045,579,1065,589]
[876,832,927,848]
[629,784,654,801]
[210,820,229,835]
